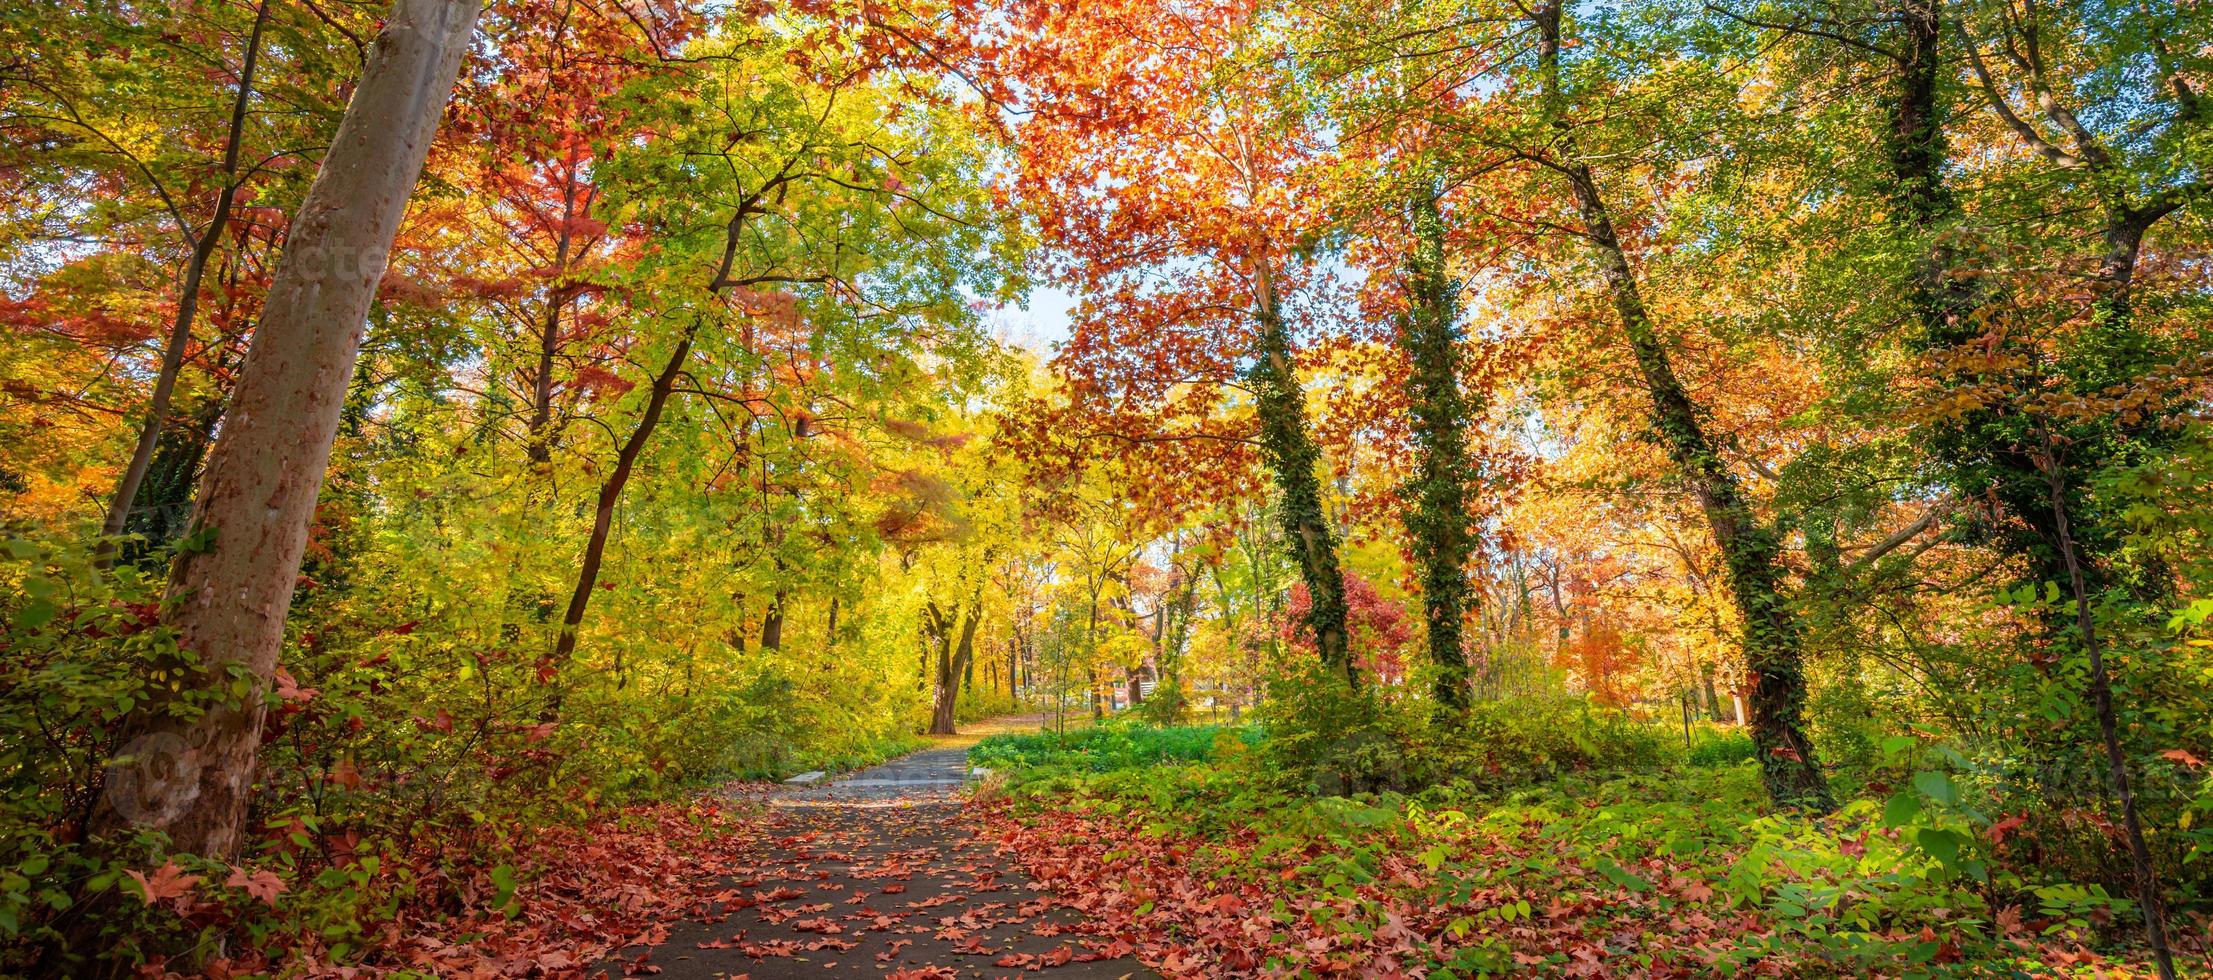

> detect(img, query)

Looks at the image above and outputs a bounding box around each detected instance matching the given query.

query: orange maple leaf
[225,866,288,907]
[126,860,202,905]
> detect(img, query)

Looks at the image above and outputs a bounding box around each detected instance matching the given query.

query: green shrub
[969,721,1252,775]
[1251,659,1423,795]
[1132,681,1190,725]
[1686,726,1757,767]
[1410,696,1675,793]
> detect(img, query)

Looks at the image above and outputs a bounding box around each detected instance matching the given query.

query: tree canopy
[3,0,2211,973]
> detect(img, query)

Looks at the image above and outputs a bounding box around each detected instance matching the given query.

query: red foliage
[1282,572,1413,682]
[142,802,768,977]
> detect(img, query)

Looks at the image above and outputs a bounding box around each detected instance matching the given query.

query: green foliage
[970,721,1252,777]
[0,538,177,956]
[954,688,1022,727]
[1131,681,1191,726]
[1412,697,1678,794]
[1685,726,1758,767]
[1249,658,1415,795]
[987,725,2148,974]
[0,537,921,971]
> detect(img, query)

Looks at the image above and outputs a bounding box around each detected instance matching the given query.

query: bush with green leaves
[1686,725,1758,767]
[1408,695,1679,794]
[970,721,1254,777]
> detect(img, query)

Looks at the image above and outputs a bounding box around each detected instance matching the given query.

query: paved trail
[604,721,1152,979]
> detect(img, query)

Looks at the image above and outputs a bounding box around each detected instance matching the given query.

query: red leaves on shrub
[1987,813,2029,845]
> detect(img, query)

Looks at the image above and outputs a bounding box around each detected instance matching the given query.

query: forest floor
[597,716,1153,979]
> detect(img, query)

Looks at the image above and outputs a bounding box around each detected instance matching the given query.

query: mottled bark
[88,0,481,857]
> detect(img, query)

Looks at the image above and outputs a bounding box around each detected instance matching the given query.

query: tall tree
[89,0,483,855]
[96,0,271,550]
[1395,177,1477,709]
[991,0,1357,681]
[1527,1,1830,809]
[539,19,1013,694]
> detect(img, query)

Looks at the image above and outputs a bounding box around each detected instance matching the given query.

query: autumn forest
[3,0,2212,975]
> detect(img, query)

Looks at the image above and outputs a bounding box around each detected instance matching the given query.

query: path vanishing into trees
[601,718,1154,979]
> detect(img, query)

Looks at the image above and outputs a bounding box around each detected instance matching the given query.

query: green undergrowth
[980,721,2157,976]
[970,721,1257,774]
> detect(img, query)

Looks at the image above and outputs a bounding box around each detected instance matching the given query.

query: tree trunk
[1562,163,1829,808]
[87,0,481,857]
[1876,0,2176,616]
[122,393,226,561]
[2038,437,2178,980]
[543,170,784,686]
[760,589,785,650]
[1248,254,1353,682]
[929,608,955,735]
[1396,177,1477,709]
[1536,2,1829,810]
[99,0,271,549]
[525,174,580,466]
[548,328,697,684]
[928,601,978,735]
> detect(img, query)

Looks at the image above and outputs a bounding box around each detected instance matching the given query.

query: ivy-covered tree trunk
[87,0,482,857]
[1536,2,1829,810]
[1879,0,2066,605]
[1876,6,2176,971]
[1249,255,1353,683]
[1396,180,1477,709]
[1564,163,1831,809]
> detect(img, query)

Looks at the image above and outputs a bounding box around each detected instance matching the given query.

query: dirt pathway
[601,720,1152,979]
